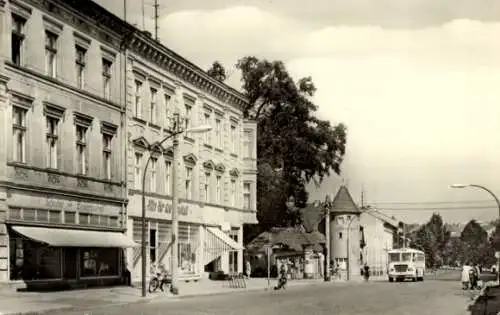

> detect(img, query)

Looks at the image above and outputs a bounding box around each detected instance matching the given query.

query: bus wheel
[417,277,424,282]
[389,277,394,282]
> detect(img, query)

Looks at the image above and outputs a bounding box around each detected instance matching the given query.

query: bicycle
[149,271,172,293]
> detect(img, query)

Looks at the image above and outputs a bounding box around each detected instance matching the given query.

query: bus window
[415,253,425,262]
[402,253,412,261]
[389,253,400,262]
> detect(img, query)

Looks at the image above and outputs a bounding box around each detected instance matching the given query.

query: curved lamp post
[141,113,211,297]
[450,183,500,283]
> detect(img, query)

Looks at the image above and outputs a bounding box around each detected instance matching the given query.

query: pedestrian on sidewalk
[274,261,288,290]
[122,258,131,286]
[461,263,472,290]
[245,260,252,279]
[363,264,370,281]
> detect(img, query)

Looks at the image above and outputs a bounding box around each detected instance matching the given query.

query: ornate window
[12,106,27,163]
[150,88,157,124]
[11,14,26,66]
[75,45,86,88]
[183,153,197,199]
[134,80,143,118]
[74,113,92,175]
[101,122,117,180]
[102,59,112,99]
[45,31,58,77]
[134,153,142,189]
[243,182,251,210]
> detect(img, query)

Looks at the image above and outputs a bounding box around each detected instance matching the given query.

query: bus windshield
[389,253,400,262]
[402,253,412,261]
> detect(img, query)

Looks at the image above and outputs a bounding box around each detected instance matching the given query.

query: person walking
[245,260,252,279]
[363,264,370,281]
[274,262,288,290]
[461,263,472,290]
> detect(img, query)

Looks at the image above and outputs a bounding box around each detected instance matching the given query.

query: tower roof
[301,186,360,232]
[330,186,362,214]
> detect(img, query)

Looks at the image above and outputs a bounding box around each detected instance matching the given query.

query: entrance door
[63,248,78,279]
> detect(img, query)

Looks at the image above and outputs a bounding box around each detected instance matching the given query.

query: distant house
[246,227,325,278]
[247,185,403,280]
[359,209,399,276]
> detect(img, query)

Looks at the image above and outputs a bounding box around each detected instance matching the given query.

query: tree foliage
[207,61,227,82]
[409,213,450,268]
[461,220,494,266]
[407,216,497,268]
[234,57,347,231]
[489,221,500,251]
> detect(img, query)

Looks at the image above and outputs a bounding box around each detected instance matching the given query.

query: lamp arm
[469,185,500,212]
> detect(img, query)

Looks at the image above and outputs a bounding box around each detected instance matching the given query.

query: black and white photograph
[0,0,499,314]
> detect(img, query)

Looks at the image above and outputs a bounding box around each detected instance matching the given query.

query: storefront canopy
[204,227,243,265]
[12,226,138,248]
[207,227,243,251]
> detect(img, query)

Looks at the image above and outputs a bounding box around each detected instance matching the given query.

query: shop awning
[204,227,243,265]
[12,226,138,248]
[207,227,243,250]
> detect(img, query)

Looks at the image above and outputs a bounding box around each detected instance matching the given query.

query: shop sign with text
[146,198,190,216]
[8,191,116,214]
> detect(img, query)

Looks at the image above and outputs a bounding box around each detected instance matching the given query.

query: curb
[464,281,499,312]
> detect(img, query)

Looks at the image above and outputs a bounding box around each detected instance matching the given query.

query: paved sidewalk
[0,277,333,315]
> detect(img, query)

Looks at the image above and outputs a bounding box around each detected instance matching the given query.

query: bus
[387,248,425,282]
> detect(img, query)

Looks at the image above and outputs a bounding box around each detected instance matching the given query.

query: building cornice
[127,32,248,110]
[24,0,134,50]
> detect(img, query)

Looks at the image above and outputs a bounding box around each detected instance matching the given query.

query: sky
[96,0,500,224]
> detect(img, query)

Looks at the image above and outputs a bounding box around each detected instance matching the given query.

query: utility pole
[361,186,365,208]
[154,0,159,40]
[141,0,145,30]
[324,195,332,281]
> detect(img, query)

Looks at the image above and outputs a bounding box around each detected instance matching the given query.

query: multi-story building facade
[124,30,257,282]
[0,0,257,289]
[0,0,137,289]
[359,209,398,277]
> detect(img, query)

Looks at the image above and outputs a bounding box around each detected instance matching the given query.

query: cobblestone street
[50,278,470,315]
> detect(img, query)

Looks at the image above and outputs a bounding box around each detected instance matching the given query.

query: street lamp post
[141,113,211,297]
[450,184,500,283]
[323,195,333,282]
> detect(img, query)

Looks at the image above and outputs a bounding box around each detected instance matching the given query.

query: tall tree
[461,219,491,265]
[489,221,500,251]
[411,213,450,268]
[207,61,227,82]
[235,57,347,231]
[441,237,462,267]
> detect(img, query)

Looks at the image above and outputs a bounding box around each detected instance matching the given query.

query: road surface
[53,278,471,315]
